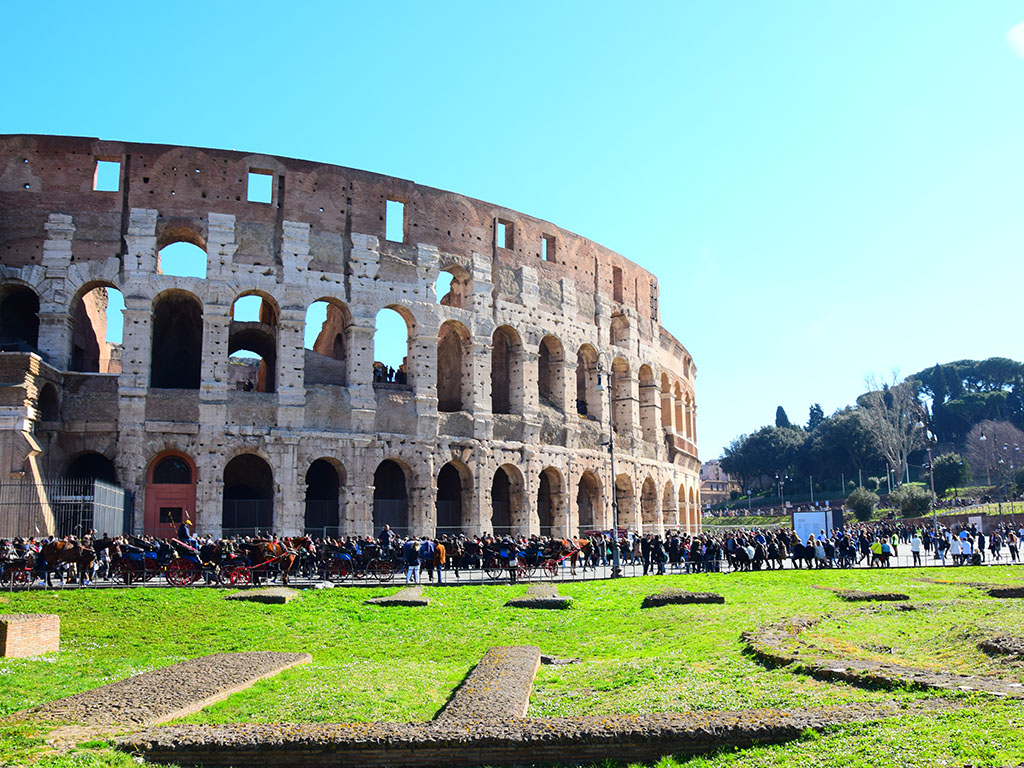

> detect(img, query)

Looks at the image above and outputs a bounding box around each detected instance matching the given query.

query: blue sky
[3,1,1022,460]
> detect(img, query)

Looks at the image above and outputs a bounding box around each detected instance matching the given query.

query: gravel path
[25,652,311,727]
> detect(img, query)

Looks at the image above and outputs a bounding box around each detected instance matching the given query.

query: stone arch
[662,480,677,529]
[69,281,123,373]
[437,460,473,535]
[491,325,523,415]
[223,453,274,535]
[151,290,203,389]
[306,298,352,387]
[436,263,471,308]
[437,320,471,412]
[0,283,40,350]
[305,458,345,536]
[575,343,601,418]
[641,476,659,533]
[38,382,59,422]
[157,227,208,279]
[64,451,117,483]
[491,463,525,535]
[373,458,410,535]
[538,334,566,411]
[615,473,636,531]
[374,305,416,387]
[537,466,565,538]
[145,451,197,537]
[576,470,602,532]
[229,291,279,393]
[638,364,657,442]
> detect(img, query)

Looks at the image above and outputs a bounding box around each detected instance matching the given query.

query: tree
[963,420,1024,489]
[775,406,791,429]
[807,407,880,478]
[930,452,966,497]
[857,378,926,486]
[806,403,824,431]
[847,487,879,522]
[888,484,932,518]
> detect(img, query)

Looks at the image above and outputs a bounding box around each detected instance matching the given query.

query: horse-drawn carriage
[318,540,395,582]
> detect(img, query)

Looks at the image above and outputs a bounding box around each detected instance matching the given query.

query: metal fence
[0,478,128,539]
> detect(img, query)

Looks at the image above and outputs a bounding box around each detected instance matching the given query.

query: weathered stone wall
[0,613,59,657]
[0,134,701,538]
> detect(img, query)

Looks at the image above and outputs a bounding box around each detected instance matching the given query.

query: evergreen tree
[775,406,791,429]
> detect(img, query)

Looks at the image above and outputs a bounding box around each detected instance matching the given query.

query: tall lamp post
[595,361,622,578]
[775,473,790,511]
[916,421,937,535]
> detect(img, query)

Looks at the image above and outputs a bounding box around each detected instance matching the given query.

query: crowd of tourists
[1,518,1021,586]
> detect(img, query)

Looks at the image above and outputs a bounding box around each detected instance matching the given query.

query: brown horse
[241,537,314,585]
[547,538,592,575]
[40,540,95,586]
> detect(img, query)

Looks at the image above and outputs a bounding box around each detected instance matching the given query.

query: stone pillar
[275,436,301,535]
[282,220,310,283]
[410,454,436,537]
[469,334,493,440]
[124,208,158,276]
[346,318,376,433]
[37,214,75,366]
[276,305,306,429]
[206,213,237,280]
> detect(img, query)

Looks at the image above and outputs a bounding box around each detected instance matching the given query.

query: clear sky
[3,1,1022,458]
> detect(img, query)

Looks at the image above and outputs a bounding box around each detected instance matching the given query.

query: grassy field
[2,567,1024,767]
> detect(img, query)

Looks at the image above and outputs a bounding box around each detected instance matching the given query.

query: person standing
[419,536,435,582]
[404,538,420,584]
[433,538,446,584]
[910,532,922,567]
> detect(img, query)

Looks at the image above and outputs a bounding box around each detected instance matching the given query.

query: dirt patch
[978,635,1024,657]
[986,586,1024,599]
[642,588,725,607]
[22,652,311,727]
[834,589,910,602]
[365,586,430,607]
[226,587,299,604]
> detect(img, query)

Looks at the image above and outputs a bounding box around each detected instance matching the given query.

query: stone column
[276,305,306,429]
[123,208,158,276]
[37,214,75,366]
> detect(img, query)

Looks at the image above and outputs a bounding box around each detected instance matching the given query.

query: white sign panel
[792,510,828,544]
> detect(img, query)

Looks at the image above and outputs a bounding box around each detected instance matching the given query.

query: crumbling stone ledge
[642,588,725,608]
[226,587,298,604]
[743,612,1024,698]
[504,584,572,609]
[118,703,900,768]
[365,586,430,607]
[436,645,540,721]
[25,652,311,727]
[978,635,1024,657]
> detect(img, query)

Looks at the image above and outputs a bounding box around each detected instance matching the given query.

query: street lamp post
[915,420,938,538]
[775,473,789,511]
[596,361,622,578]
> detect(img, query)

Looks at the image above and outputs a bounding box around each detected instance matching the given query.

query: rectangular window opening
[612,266,624,303]
[541,234,556,262]
[496,219,513,249]
[93,159,121,192]
[386,199,405,242]
[247,170,274,203]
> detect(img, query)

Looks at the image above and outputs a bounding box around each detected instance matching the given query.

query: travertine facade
[0,134,699,539]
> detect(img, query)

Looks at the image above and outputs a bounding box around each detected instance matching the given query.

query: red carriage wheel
[11,568,30,586]
[112,560,134,585]
[143,557,161,582]
[166,559,197,586]
[542,559,559,579]
[229,566,252,586]
[325,559,349,582]
[484,557,504,580]
[370,559,395,582]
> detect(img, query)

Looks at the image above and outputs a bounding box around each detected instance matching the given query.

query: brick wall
[0,613,60,657]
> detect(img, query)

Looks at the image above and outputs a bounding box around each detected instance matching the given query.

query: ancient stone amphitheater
[0,134,698,540]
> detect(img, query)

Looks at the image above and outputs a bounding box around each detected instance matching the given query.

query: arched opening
[374,307,413,387]
[305,299,352,387]
[437,461,471,535]
[145,453,197,537]
[373,459,409,535]
[223,454,274,535]
[65,452,117,483]
[437,320,471,412]
[638,365,657,442]
[70,283,124,373]
[491,464,524,535]
[538,335,565,411]
[575,344,601,419]
[662,481,677,529]
[674,382,684,435]
[610,313,629,348]
[537,467,563,538]
[641,476,659,533]
[660,373,673,431]
[151,291,203,389]
[305,458,342,536]
[491,326,522,415]
[0,285,39,350]
[435,265,471,308]
[229,293,278,393]
[611,358,631,435]
[157,233,208,279]
[577,471,601,532]
[615,474,635,531]
[38,383,59,422]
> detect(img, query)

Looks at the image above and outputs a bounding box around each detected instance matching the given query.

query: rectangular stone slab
[225,587,299,604]
[436,645,540,721]
[365,586,430,606]
[27,652,311,727]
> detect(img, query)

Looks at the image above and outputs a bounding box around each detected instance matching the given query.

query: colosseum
[0,134,699,540]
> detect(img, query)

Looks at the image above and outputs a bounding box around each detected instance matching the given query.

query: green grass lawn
[2,567,1024,767]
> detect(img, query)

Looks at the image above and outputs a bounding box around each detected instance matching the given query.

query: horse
[39,540,95,586]
[545,538,591,575]
[241,537,315,585]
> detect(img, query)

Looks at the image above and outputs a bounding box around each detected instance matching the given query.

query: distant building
[700,460,741,506]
